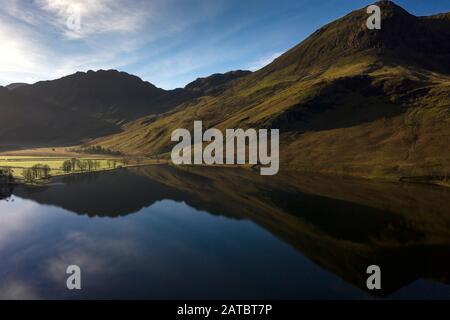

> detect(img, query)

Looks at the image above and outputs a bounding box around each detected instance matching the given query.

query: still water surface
[1,165,450,299]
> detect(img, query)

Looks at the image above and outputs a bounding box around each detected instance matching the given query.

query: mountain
[0,86,117,147]
[0,68,251,149]
[93,1,450,180]
[6,83,29,90]
[2,1,449,180]
[14,69,253,125]
[15,69,177,124]
[261,0,450,76]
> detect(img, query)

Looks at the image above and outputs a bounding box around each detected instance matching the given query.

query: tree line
[2,157,123,185]
[72,146,123,156]
[61,158,119,173]
[62,158,99,173]
[22,164,51,183]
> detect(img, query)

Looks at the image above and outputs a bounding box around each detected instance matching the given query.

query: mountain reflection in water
[1,165,450,299]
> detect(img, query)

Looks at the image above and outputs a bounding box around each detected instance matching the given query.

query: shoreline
[7,161,169,186]
[3,155,449,189]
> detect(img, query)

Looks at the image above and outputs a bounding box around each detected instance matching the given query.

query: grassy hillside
[92,1,450,180]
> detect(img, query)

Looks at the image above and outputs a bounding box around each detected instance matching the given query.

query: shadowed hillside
[15,70,181,124]
[0,86,118,147]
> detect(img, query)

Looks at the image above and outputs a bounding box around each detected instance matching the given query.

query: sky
[1,0,449,89]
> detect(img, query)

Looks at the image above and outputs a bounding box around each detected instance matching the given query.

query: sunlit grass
[0,156,123,178]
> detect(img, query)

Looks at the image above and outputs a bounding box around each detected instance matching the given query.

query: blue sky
[1,0,449,89]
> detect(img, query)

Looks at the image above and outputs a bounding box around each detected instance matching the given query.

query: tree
[70,158,82,171]
[41,164,51,179]
[0,168,14,199]
[75,159,82,171]
[62,160,72,173]
[31,164,51,180]
[79,160,88,172]
[22,168,35,183]
[0,167,14,185]
[86,159,94,172]
[70,158,77,171]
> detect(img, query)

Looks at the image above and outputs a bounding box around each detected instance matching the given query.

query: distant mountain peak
[259,0,450,76]
[13,68,172,124]
[5,83,29,90]
[375,0,406,9]
[63,69,152,84]
[376,0,416,21]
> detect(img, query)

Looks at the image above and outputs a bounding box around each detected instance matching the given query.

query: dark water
[1,165,450,299]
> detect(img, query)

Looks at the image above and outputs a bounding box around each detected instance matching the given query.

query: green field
[0,156,123,179]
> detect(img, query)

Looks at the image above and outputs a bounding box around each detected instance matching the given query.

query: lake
[1,165,450,299]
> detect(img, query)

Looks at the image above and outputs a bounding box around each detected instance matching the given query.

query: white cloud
[0,0,151,85]
[35,0,149,39]
[0,18,136,85]
[0,0,226,86]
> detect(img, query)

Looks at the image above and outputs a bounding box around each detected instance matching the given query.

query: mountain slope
[15,70,176,124]
[0,86,118,147]
[0,68,251,149]
[14,69,253,125]
[185,70,252,96]
[260,0,450,76]
[93,1,450,180]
